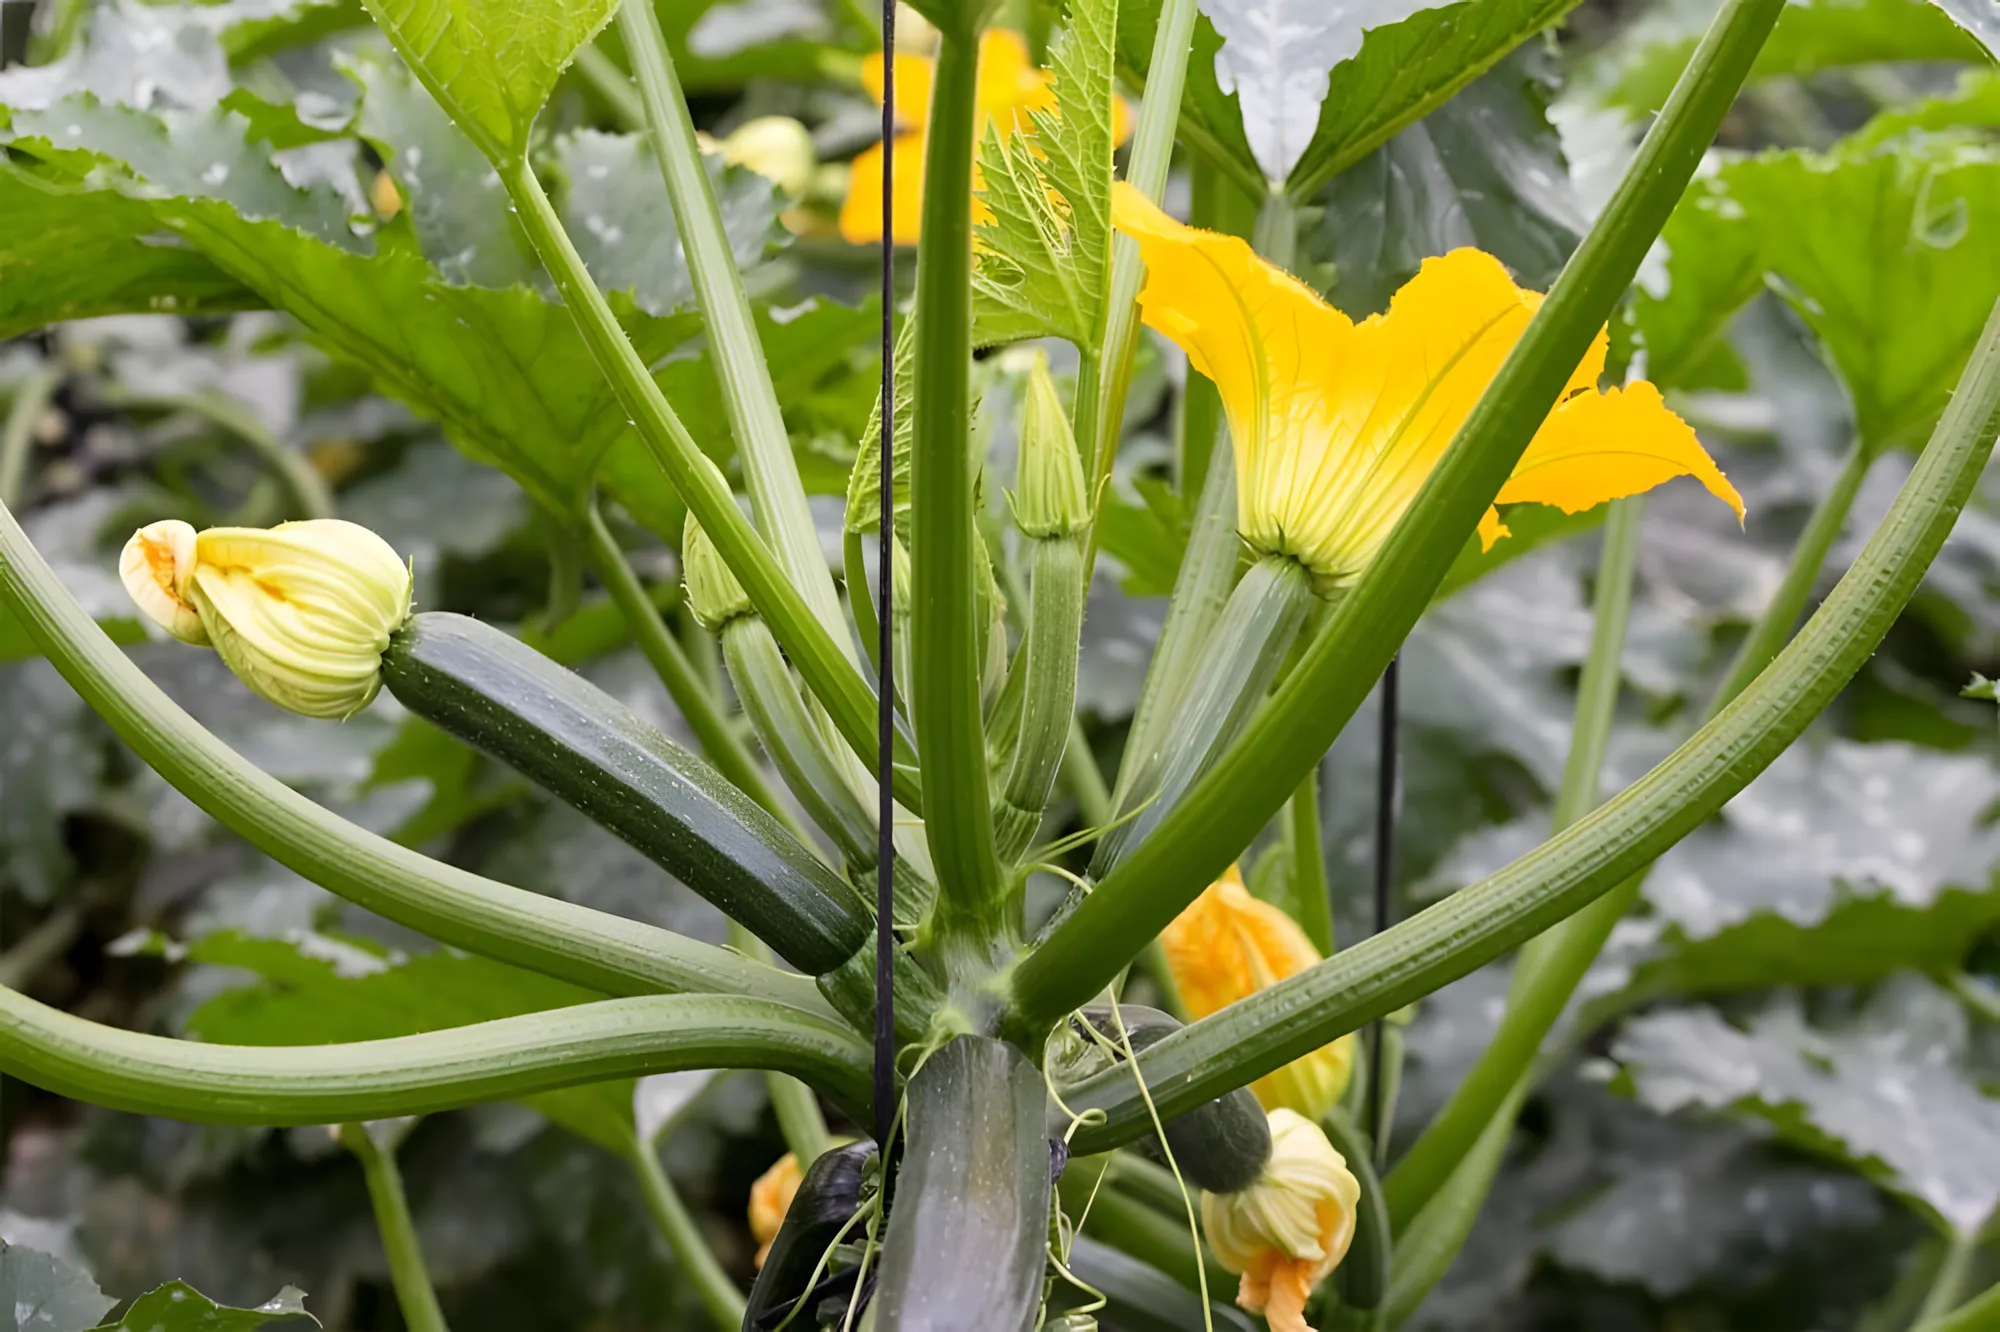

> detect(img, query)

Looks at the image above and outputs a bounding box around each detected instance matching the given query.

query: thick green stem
[0,497,810,1006]
[1086,0,1201,516]
[581,503,800,834]
[0,368,58,509]
[1917,1278,2000,1332]
[616,0,854,659]
[995,536,1086,860]
[494,156,920,814]
[0,986,875,1127]
[911,23,1004,942]
[845,527,885,679]
[1063,714,1113,830]
[719,922,835,1168]
[1382,1079,1525,1325]
[1011,0,1789,1029]
[1054,292,2000,1148]
[1382,497,1644,1225]
[629,1135,748,1330]
[1914,1232,1980,1327]
[339,1123,449,1332]
[1289,766,1334,956]
[722,616,876,866]
[1093,555,1315,875]
[1712,436,1871,709]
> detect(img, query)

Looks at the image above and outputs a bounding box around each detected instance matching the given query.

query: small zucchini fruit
[381,612,868,975]
[743,1141,876,1330]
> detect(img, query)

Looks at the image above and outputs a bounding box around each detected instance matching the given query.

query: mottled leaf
[0,1242,115,1332]
[98,1281,318,1329]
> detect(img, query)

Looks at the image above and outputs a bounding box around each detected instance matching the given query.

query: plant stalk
[494,155,921,814]
[1011,0,1790,1029]
[338,1122,449,1332]
[0,367,58,509]
[0,497,813,1006]
[629,1135,748,1330]
[995,535,1086,860]
[910,22,1005,943]
[1914,1231,1979,1327]
[1054,292,2000,1147]
[1382,497,1645,1225]
[1289,765,1334,956]
[616,0,855,658]
[581,502,800,834]
[1711,435,1871,708]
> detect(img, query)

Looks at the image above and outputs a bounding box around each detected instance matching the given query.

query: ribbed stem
[1063,714,1114,830]
[629,1135,749,1330]
[1382,497,1645,1225]
[581,502,798,833]
[1916,1277,2000,1332]
[0,368,58,509]
[1711,436,1871,709]
[994,535,1085,860]
[1053,292,2000,1147]
[617,0,854,659]
[910,23,1004,944]
[494,155,919,814]
[1914,1232,1979,1327]
[0,496,809,1005]
[1012,0,1791,1029]
[1288,765,1334,956]
[1093,554,1315,876]
[338,1123,449,1332]
[722,617,877,867]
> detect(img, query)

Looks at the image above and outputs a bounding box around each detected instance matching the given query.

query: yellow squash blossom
[1160,866,1356,1121]
[1203,1109,1362,1332]
[1111,183,1745,590]
[839,28,1128,245]
[121,518,411,719]
[748,1152,804,1268]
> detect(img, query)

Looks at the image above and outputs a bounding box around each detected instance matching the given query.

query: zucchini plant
[2,0,2000,1327]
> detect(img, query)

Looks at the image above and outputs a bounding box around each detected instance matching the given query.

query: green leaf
[181,930,638,1152]
[646,0,869,93]
[352,0,619,163]
[1586,0,1983,114]
[973,0,1116,349]
[98,1282,319,1330]
[2,97,703,523]
[0,1241,115,1332]
[843,314,914,536]
[1627,171,1764,389]
[1615,973,2000,1237]
[0,162,258,340]
[1095,472,1191,596]
[1312,45,1582,319]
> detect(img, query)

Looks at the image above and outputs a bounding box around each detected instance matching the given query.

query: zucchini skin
[875,1035,1053,1331]
[743,1141,875,1330]
[1079,1006,1272,1195]
[381,613,868,974]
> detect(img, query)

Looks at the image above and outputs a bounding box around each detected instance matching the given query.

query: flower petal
[1487,380,1745,549]
[119,519,208,645]
[861,50,934,131]
[838,133,927,245]
[977,28,1057,130]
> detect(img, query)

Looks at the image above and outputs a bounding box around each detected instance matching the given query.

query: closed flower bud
[748,1152,803,1269]
[1161,866,1356,1121]
[120,518,411,719]
[1202,1109,1361,1332]
[1011,350,1090,539]
[719,116,818,199]
[682,513,753,630]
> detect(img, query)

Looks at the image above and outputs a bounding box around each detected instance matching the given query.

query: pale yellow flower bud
[122,518,411,719]
[682,513,753,631]
[1202,1109,1361,1332]
[719,116,818,199]
[748,1152,803,1269]
[120,519,209,645]
[1161,866,1357,1121]
[1012,349,1090,539]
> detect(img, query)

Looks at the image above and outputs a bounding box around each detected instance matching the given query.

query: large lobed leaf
[973,0,1118,350]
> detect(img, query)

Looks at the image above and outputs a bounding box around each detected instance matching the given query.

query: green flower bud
[121,518,412,719]
[682,512,755,630]
[1012,349,1090,539]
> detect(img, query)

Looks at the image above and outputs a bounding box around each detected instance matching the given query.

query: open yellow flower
[839,29,1128,245]
[1112,183,1745,590]
[1203,1109,1361,1332]
[748,1152,803,1269]
[1160,866,1356,1121]
[121,518,411,719]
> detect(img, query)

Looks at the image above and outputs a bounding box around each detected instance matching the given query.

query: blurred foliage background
[2,0,2000,1326]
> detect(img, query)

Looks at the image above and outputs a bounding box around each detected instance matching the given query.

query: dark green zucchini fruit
[381,612,868,974]
[874,1035,1053,1332]
[1076,1006,1272,1195]
[743,1140,876,1330]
